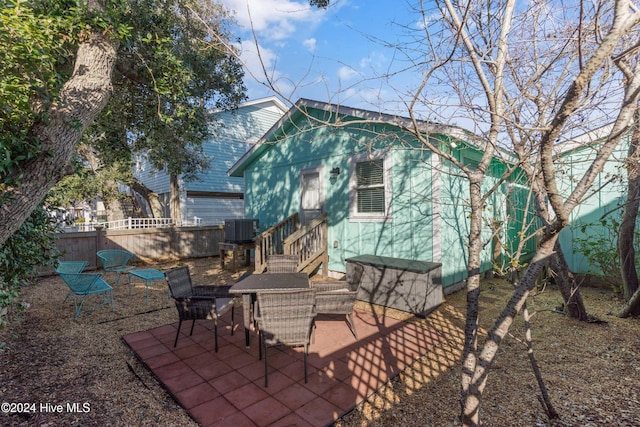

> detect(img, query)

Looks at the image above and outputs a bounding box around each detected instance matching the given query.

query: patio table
[229,272,309,347]
[128,268,166,303]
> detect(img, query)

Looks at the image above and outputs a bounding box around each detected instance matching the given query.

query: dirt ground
[1,256,639,426]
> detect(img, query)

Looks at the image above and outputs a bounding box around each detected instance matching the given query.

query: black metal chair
[253,289,317,387]
[165,266,236,352]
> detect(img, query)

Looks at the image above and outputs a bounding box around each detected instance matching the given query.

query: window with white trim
[349,151,391,221]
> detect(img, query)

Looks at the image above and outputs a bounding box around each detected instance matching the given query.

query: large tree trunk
[129,178,164,218]
[462,233,559,426]
[169,174,182,226]
[78,144,128,222]
[460,177,487,426]
[104,197,127,222]
[549,241,590,320]
[618,110,640,308]
[0,32,118,246]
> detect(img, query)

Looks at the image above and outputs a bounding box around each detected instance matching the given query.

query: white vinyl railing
[110,217,175,229]
[62,217,225,232]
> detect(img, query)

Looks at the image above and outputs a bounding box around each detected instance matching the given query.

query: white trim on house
[207,96,288,115]
[552,122,615,156]
[299,165,326,226]
[228,98,475,178]
[348,150,393,223]
[432,152,442,264]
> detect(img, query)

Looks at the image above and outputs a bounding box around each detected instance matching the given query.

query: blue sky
[218,0,428,114]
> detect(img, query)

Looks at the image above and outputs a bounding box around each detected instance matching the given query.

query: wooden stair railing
[254,212,329,277]
[254,213,299,273]
[284,213,329,278]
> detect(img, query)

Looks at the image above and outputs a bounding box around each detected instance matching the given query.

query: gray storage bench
[346,255,443,317]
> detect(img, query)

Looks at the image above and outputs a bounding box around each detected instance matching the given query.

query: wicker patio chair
[56,260,89,302]
[58,272,114,319]
[164,266,236,352]
[310,263,364,339]
[253,289,317,387]
[266,254,299,273]
[97,249,135,288]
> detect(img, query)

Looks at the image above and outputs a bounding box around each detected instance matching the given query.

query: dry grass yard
[1,256,638,426]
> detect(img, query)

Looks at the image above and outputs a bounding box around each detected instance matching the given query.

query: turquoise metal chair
[58,272,114,319]
[97,249,135,288]
[56,261,88,274]
[56,261,89,302]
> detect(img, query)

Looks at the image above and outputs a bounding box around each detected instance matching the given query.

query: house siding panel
[134,154,171,194]
[184,195,244,225]
[245,115,446,281]
[190,103,287,194]
[241,102,524,288]
[134,97,286,221]
[558,138,629,274]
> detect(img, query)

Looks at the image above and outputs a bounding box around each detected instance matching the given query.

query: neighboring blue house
[134,97,287,225]
[229,99,534,290]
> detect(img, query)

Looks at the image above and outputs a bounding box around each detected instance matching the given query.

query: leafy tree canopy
[1,0,82,192]
[90,0,246,180]
[0,0,246,319]
[1,0,246,199]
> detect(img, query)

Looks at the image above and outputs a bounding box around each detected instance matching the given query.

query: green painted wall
[557,137,630,274]
[243,108,521,287]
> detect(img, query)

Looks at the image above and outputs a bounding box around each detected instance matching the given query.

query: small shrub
[573,217,640,294]
[0,204,61,325]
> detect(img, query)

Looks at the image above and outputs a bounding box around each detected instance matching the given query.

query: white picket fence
[62,216,230,232]
[108,217,174,229]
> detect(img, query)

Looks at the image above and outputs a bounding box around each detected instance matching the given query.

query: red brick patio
[122,308,440,427]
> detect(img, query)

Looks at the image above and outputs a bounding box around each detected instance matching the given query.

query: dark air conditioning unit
[224,219,258,243]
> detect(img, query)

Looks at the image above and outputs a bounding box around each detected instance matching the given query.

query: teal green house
[556,123,632,276]
[229,99,533,290]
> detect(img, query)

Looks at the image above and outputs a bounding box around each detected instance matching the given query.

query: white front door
[300,167,324,226]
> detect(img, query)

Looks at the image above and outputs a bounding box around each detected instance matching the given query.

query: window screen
[356,159,385,213]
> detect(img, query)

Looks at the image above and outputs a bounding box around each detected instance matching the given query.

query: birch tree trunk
[465,233,559,422]
[460,176,486,422]
[458,2,640,425]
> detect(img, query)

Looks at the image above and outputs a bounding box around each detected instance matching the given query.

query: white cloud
[303,38,317,52]
[236,40,297,98]
[338,66,359,81]
[416,12,441,30]
[220,0,325,41]
[237,39,279,81]
[359,52,387,72]
[335,51,389,84]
